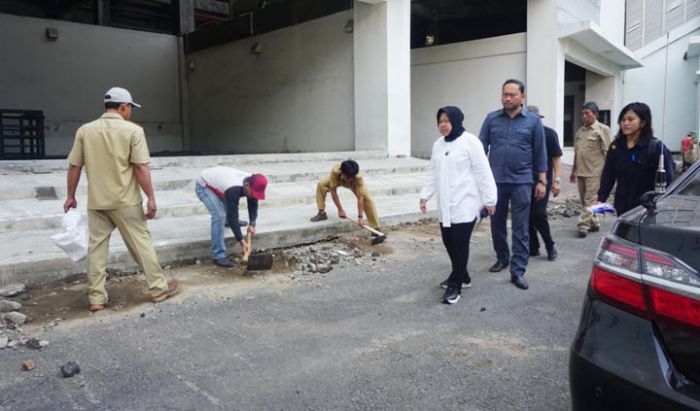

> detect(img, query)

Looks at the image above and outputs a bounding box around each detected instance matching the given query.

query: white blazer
[420,131,497,227]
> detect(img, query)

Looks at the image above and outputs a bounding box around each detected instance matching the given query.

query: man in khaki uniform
[63,87,178,312]
[569,101,612,238]
[309,160,381,232]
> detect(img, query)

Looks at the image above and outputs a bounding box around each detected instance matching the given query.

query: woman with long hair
[597,102,674,215]
[419,106,497,304]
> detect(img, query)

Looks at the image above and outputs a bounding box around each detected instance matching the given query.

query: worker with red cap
[195,166,268,267]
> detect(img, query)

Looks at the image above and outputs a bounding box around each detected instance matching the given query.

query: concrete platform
[0,151,435,286]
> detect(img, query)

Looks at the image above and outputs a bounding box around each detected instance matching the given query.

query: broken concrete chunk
[316,264,332,274]
[4,312,26,325]
[0,284,26,298]
[0,336,8,349]
[25,338,41,350]
[0,299,21,313]
[22,359,36,371]
[60,361,80,378]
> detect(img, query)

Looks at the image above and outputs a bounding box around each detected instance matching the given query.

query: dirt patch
[461,335,530,358]
[13,226,417,332]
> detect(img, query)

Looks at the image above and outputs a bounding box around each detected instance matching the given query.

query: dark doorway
[564,61,587,147]
[564,96,575,147]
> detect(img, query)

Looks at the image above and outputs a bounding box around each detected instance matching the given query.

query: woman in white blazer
[419,106,497,304]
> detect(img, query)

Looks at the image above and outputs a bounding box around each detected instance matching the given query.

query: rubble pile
[281,237,386,281]
[0,283,50,352]
[548,199,581,219]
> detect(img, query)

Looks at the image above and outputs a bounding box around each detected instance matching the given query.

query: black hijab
[436,106,465,142]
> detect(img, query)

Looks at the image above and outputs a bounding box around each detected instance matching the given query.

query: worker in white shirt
[419,106,497,305]
[195,166,268,268]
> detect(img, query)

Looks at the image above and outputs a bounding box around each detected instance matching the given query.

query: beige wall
[410,33,527,158]
[186,10,354,154]
[0,13,183,157]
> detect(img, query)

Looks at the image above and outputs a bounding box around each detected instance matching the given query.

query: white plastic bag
[51,209,88,262]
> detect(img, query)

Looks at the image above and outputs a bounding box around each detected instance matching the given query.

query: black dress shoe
[511,275,529,290]
[489,260,509,272]
[529,249,541,257]
[547,247,558,261]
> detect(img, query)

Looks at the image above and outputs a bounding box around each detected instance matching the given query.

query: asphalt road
[0,213,611,411]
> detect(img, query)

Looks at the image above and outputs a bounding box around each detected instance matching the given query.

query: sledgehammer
[242,232,273,271]
[346,217,387,245]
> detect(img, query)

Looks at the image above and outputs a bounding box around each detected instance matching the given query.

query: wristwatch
[537,180,547,186]
[554,177,561,184]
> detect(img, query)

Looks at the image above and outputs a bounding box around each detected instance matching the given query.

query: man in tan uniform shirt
[569,101,612,238]
[309,160,381,231]
[64,87,178,311]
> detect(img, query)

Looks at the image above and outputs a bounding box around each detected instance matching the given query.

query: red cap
[249,174,267,200]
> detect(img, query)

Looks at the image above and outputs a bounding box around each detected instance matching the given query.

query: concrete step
[0,150,389,174]
[0,173,427,233]
[0,192,438,287]
[0,157,427,201]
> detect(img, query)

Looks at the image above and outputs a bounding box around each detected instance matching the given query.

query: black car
[569,163,700,411]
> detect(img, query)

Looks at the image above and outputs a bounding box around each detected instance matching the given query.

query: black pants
[440,220,476,288]
[528,185,554,253]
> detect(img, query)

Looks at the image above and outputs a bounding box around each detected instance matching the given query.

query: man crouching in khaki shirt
[569,101,611,238]
[64,87,178,312]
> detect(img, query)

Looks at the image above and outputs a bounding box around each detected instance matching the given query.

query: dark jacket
[598,136,674,215]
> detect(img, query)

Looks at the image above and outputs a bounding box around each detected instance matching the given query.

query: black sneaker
[440,279,471,289]
[442,286,461,304]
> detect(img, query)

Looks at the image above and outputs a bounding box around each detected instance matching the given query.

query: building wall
[599,0,625,45]
[410,33,527,159]
[623,23,700,152]
[186,10,354,154]
[0,13,183,157]
[556,0,600,27]
[354,2,387,152]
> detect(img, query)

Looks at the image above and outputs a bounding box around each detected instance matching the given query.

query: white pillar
[527,0,565,144]
[385,0,411,156]
[353,0,411,157]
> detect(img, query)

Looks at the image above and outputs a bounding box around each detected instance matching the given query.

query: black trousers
[440,220,476,288]
[528,185,554,253]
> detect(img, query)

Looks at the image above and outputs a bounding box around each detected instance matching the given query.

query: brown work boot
[152,280,179,303]
[310,211,327,222]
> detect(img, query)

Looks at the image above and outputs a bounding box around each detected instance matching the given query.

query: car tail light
[591,236,700,332]
[591,238,648,318]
